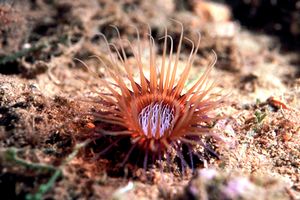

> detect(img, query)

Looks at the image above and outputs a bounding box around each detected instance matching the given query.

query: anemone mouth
[138,102,175,139]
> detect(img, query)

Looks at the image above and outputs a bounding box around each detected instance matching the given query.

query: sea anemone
[81,23,225,172]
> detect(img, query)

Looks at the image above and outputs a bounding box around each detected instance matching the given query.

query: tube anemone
[87,24,225,171]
